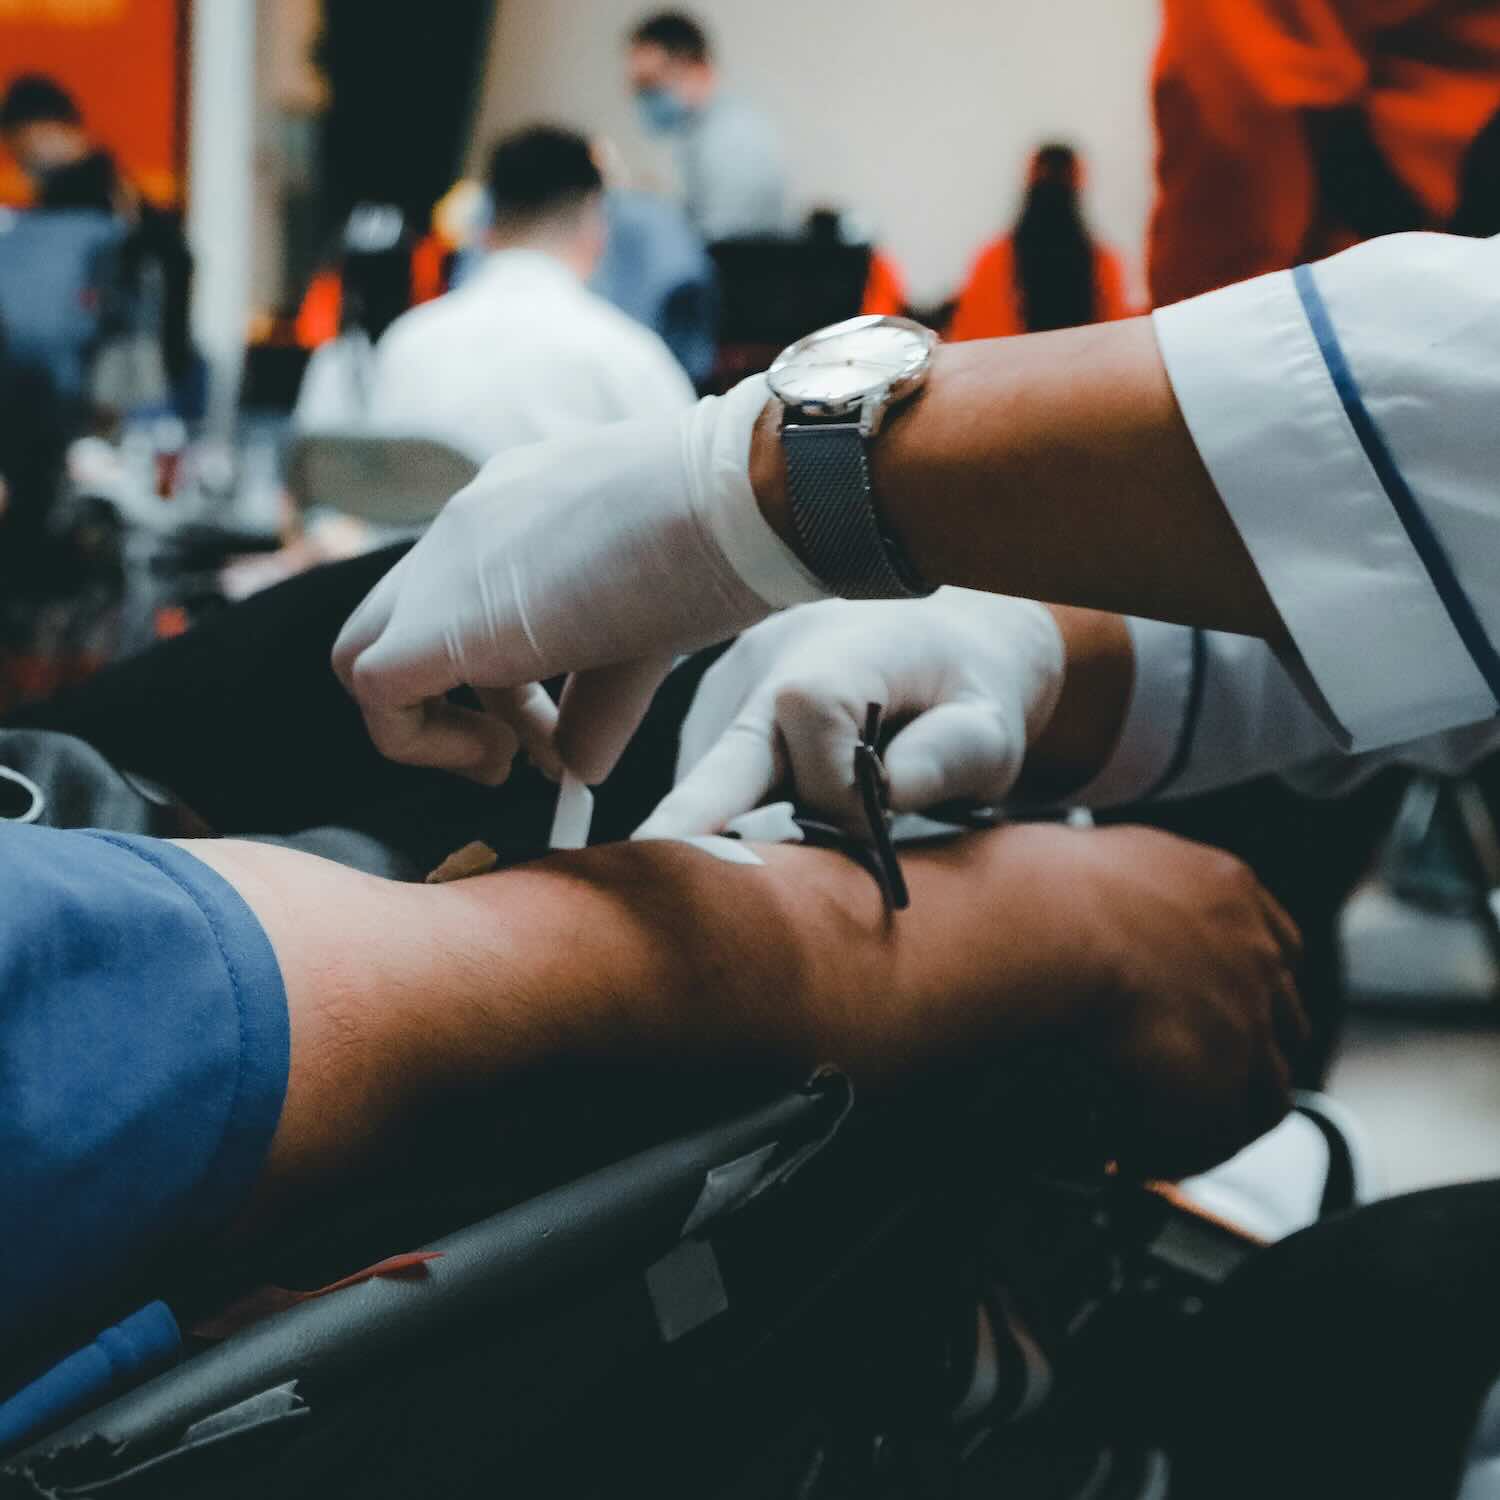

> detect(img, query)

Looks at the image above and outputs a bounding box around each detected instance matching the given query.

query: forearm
[181,837,817,1214]
[1016,605,1135,802]
[750,322,1284,639]
[183,827,1120,1223]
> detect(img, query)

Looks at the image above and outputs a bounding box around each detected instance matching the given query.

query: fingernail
[475,750,517,787]
[532,747,566,782]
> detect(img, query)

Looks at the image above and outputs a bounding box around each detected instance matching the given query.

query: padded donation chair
[284,434,479,530]
[1,1049,1279,1500]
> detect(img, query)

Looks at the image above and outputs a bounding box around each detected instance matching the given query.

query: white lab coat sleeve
[1074,619,1346,807]
[1075,618,1500,810]
[1069,616,1196,807]
[1152,231,1500,754]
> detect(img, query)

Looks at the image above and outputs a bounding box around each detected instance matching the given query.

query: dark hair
[337,204,418,342]
[1011,143,1096,333]
[0,73,81,131]
[1452,105,1500,238]
[629,11,710,62]
[486,125,602,229]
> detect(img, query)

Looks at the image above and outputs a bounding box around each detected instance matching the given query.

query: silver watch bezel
[767,314,937,437]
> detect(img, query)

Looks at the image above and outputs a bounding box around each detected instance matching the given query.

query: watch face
[768,315,935,415]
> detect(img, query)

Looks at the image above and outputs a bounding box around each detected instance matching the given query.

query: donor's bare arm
[186,820,1303,1233]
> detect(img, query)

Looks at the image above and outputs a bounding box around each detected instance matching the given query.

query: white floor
[1330,1015,1500,1194]
[1331,885,1500,1194]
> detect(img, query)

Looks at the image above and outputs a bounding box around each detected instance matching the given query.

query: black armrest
[4,1078,855,1493]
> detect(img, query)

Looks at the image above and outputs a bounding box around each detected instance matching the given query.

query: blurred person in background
[0,321,67,595]
[360,124,694,465]
[0,319,123,713]
[292,204,422,432]
[804,207,911,318]
[263,205,445,582]
[858,245,909,318]
[625,10,788,243]
[256,133,695,594]
[0,74,194,409]
[588,137,719,387]
[0,73,86,190]
[216,205,429,596]
[425,177,492,292]
[294,203,446,351]
[948,143,1133,341]
[1148,0,1500,306]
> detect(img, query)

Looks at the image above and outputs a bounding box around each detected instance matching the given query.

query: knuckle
[1204,846,1253,888]
[365,716,409,760]
[330,649,356,693]
[971,704,1025,758]
[770,679,818,715]
[722,713,771,746]
[772,677,852,724]
[349,652,389,705]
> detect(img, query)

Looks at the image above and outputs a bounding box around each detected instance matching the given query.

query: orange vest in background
[1148,0,1500,307]
[293,235,449,349]
[408,233,450,306]
[860,250,909,317]
[946,237,1133,342]
[294,269,344,348]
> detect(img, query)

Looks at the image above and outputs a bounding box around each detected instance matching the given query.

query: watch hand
[796,358,908,377]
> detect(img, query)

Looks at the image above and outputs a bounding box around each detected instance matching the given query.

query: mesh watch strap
[782,423,932,600]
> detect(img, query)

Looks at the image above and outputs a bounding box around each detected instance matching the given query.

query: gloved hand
[331,377,825,784]
[635,589,1066,838]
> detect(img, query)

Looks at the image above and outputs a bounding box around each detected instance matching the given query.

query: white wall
[471,0,1163,305]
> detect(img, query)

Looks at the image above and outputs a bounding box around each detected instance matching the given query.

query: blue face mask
[635,87,693,135]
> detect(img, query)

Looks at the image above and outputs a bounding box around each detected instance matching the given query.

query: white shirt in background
[292,329,376,433]
[361,248,696,465]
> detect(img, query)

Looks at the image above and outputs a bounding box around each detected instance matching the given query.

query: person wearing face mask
[625,11,788,244]
[0,75,92,197]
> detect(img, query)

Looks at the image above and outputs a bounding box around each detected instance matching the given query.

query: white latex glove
[331,377,825,784]
[635,590,1066,838]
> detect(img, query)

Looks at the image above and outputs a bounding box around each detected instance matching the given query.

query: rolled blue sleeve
[0,825,288,1347]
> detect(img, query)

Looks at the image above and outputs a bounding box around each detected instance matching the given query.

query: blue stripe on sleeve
[1140,628,1207,801]
[1292,262,1500,709]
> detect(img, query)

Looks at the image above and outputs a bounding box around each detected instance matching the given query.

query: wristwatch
[766,313,938,600]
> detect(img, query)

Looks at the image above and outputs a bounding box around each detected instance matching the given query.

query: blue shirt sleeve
[0,825,289,1349]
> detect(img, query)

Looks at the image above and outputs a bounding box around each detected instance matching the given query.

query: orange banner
[0,0,183,206]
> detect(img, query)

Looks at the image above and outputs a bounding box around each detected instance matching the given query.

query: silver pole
[186,0,257,441]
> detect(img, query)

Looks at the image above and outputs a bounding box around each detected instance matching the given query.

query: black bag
[0,728,212,839]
